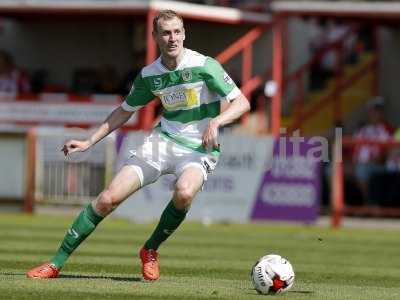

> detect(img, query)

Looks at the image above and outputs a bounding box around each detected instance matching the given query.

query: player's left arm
[202,93,250,148]
[202,57,250,148]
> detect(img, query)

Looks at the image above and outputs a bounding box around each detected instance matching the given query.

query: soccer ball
[251,254,295,295]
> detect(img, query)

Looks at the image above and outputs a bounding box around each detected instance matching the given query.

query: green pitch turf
[1,213,400,300]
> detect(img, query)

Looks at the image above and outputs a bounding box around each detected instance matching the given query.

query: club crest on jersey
[223,72,233,85]
[153,77,163,90]
[182,69,192,82]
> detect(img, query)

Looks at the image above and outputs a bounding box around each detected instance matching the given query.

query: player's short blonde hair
[153,10,184,33]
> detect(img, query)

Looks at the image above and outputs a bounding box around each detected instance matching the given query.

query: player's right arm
[63,72,154,156]
[62,107,133,155]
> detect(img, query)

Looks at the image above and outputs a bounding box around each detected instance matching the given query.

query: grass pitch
[1,213,400,299]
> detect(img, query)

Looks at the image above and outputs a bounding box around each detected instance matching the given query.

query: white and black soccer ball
[251,254,295,295]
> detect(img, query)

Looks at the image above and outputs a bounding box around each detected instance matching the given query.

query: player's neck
[161,48,185,71]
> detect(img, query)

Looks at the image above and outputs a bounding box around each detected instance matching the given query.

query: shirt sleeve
[203,57,241,102]
[121,72,154,112]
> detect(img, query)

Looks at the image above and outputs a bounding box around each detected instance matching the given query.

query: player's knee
[174,182,195,209]
[95,189,118,215]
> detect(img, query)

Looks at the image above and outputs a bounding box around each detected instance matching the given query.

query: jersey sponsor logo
[223,72,234,85]
[160,89,199,110]
[181,69,192,82]
[68,228,79,239]
[162,90,187,106]
[153,77,163,90]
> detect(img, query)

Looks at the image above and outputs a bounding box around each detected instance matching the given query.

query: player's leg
[140,166,204,281]
[26,165,141,278]
[145,166,204,249]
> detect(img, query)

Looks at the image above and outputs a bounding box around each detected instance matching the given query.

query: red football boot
[26,262,59,279]
[139,247,160,281]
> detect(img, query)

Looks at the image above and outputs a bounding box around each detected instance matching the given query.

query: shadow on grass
[0,272,142,282]
[244,288,314,296]
[289,290,314,294]
[0,272,26,277]
[59,274,142,282]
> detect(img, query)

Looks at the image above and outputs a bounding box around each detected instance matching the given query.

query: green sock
[50,203,104,269]
[144,200,188,251]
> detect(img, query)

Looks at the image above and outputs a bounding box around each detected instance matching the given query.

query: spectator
[368,127,400,206]
[352,97,394,204]
[320,20,349,80]
[0,49,30,98]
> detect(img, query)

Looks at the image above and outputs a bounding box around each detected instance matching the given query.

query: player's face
[154,17,185,60]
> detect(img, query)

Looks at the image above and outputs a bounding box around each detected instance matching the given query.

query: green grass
[1,213,400,299]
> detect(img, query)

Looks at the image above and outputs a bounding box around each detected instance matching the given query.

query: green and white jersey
[121,48,241,154]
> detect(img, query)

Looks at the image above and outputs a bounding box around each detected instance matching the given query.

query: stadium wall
[0,131,26,201]
[379,26,400,127]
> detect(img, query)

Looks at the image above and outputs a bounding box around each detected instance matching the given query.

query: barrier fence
[331,137,400,228]
[24,127,116,212]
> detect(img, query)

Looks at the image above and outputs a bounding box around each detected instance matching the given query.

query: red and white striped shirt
[0,69,30,97]
[354,122,394,163]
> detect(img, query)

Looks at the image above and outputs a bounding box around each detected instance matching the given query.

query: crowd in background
[308,19,373,91]
[306,20,400,208]
[0,49,145,97]
[303,18,400,209]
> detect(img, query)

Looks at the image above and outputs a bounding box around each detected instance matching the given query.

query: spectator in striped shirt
[353,97,394,204]
[0,49,30,98]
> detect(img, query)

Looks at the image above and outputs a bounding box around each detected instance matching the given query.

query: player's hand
[202,119,220,150]
[61,140,91,156]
